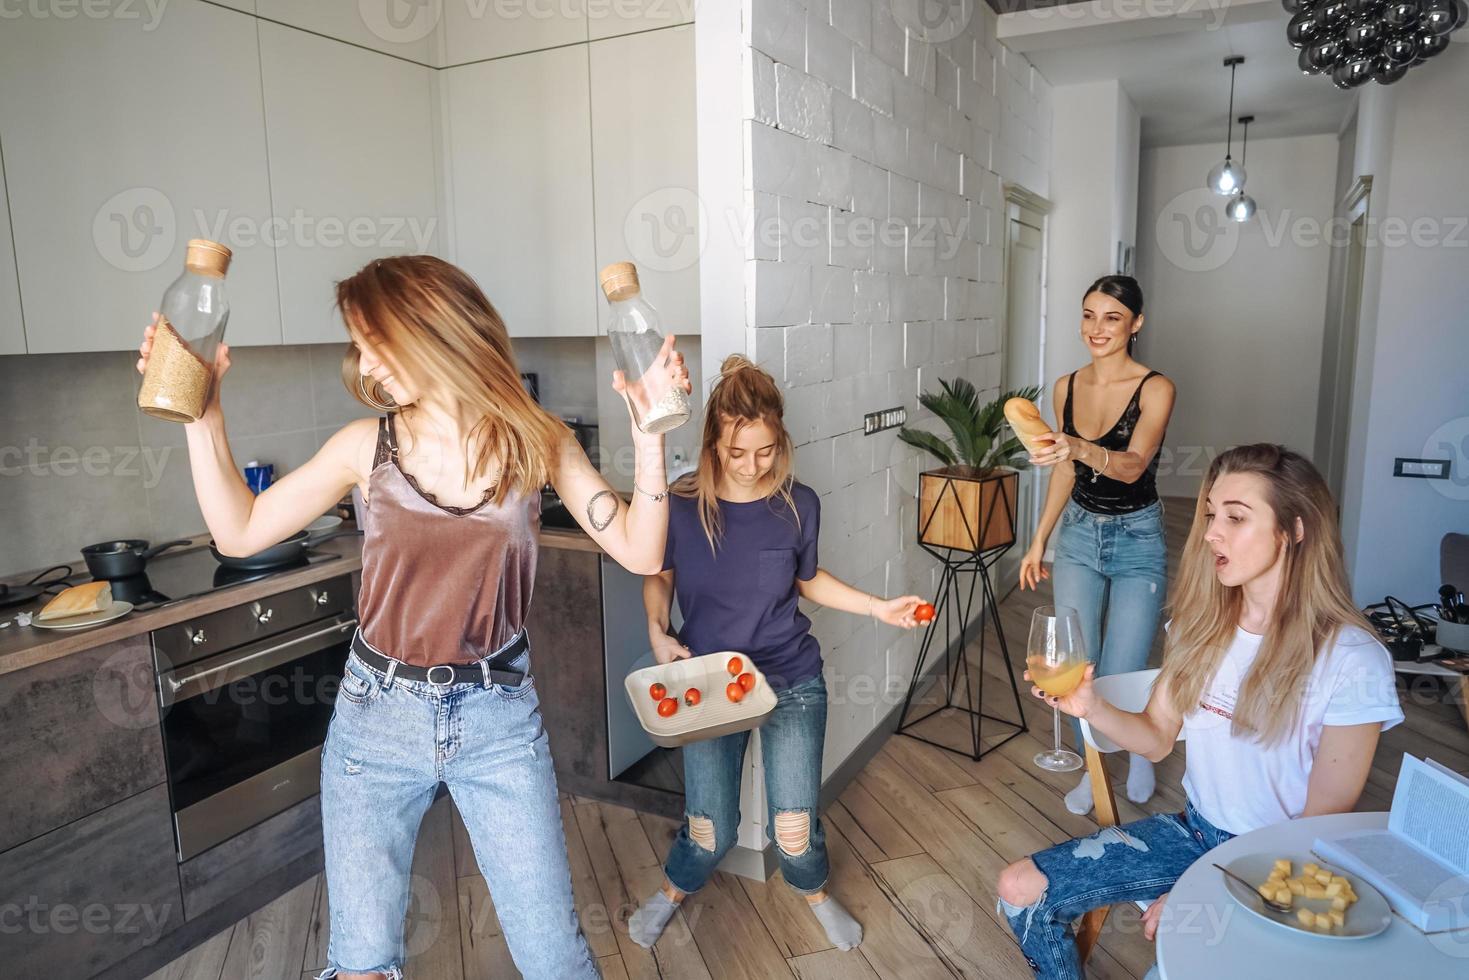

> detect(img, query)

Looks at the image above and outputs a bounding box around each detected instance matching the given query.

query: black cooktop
[75,546,344,611]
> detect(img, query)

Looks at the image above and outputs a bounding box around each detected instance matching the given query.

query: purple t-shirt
[661,481,823,689]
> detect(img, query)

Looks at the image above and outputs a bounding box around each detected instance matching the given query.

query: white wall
[1340,45,1469,604]
[721,0,1051,811]
[1135,133,1338,499]
[1043,80,1140,392]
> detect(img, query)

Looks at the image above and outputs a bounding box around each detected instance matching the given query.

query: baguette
[37,582,113,621]
[1004,397,1056,456]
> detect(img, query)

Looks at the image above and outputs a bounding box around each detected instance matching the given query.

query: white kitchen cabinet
[446,47,598,337]
[442,0,587,66]
[0,0,281,352]
[589,26,700,335]
[255,0,439,65]
[587,0,693,41]
[258,24,440,345]
[0,139,24,355]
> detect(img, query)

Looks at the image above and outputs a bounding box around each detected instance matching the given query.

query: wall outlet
[864,406,907,436]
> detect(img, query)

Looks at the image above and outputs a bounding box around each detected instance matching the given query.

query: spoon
[1213,863,1293,914]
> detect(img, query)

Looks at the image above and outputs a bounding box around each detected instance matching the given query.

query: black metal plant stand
[895,475,1029,762]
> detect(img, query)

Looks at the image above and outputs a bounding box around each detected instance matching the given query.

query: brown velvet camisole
[355,414,539,667]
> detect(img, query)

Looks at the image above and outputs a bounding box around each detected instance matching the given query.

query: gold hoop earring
[359,374,395,412]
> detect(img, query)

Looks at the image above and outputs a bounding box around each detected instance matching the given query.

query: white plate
[30,600,135,630]
[624,652,778,748]
[1220,852,1393,941]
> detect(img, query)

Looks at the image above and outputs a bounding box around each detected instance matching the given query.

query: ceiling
[1016,11,1356,147]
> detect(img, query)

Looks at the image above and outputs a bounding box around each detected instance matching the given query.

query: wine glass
[1027,605,1087,772]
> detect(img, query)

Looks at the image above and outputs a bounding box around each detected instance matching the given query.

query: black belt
[350,629,529,688]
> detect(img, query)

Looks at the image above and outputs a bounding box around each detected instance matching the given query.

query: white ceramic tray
[623,652,777,748]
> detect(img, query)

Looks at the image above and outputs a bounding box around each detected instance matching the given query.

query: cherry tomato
[727,656,743,676]
[914,602,936,623]
[725,681,746,703]
[657,697,678,718]
[737,672,756,692]
[683,687,702,707]
[649,682,667,701]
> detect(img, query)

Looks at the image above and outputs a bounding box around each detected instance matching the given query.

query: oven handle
[159,613,359,706]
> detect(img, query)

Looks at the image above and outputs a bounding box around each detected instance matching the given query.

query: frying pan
[81,538,191,580]
[210,528,362,570]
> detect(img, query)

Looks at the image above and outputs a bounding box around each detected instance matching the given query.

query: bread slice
[38,582,113,621]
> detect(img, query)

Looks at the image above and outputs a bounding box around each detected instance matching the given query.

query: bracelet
[1091,447,1110,482]
[633,480,668,503]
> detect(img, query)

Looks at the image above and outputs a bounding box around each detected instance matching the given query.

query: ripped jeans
[998,801,1233,979]
[317,639,598,980]
[663,674,829,895]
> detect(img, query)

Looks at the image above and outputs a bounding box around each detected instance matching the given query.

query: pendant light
[1227,115,1258,222]
[1207,56,1248,196]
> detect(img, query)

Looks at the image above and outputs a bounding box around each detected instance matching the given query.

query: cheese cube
[1303,863,1320,876]
[1306,884,1328,900]
[1297,908,1316,928]
[1314,917,1332,933]
[1328,910,1345,928]
[1331,896,1349,912]
[1314,871,1332,886]
[1274,859,1293,876]
[1288,878,1306,896]
[1275,888,1293,907]
[1326,882,1345,898]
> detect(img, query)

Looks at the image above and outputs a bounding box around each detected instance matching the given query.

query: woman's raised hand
[137,312,231,423]
[1027,431,1077,467]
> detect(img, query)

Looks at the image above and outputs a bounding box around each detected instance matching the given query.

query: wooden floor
[148,499,1469,980]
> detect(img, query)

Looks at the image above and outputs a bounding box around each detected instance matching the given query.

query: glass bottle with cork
[137,239,232,423]
[599,261,690,434]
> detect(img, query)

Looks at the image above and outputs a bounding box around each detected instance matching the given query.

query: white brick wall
[738,0,1051,780]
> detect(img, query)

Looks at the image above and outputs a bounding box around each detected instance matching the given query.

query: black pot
[81,538,192,580]
[210,528,362,571]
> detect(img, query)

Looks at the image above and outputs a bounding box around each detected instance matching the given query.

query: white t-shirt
[1182,624,1404,836]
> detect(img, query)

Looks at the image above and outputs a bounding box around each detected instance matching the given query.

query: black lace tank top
[1062,371,1163,515]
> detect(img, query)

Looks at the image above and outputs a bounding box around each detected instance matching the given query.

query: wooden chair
[1073,668,1183,963]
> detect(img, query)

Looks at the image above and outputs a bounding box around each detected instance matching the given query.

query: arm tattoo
[587,490,618,532]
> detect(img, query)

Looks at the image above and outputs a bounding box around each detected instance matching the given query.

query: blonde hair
[673,354,799,552]
[1159,444,1374,745]
[335,255,568,500]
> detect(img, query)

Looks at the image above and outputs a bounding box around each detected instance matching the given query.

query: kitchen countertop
[0,522,599,678]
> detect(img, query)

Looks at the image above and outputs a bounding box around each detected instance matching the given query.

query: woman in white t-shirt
[994,444,1403,979]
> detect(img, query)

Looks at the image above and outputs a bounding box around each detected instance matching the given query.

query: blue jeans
[317,634,598,980]
[664,674,829,895]
[998,802,1234,979]
[1051,499,1167,749]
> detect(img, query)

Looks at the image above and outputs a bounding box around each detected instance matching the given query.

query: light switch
[1393,458,1450,479]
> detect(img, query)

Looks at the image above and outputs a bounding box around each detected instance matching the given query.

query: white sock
[1126,753,1156,804]
[628,890,679,949]
[809,896,863,950]
[1064,773,1093,815]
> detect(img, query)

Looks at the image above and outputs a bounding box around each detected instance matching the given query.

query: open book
[1313,755,1469,933]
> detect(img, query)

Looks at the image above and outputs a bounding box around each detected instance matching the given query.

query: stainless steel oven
[152,575,356,861]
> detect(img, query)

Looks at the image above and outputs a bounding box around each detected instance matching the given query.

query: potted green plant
[898,379,1043,553]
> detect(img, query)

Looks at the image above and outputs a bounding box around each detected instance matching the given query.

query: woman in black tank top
[1019,276,1176,817]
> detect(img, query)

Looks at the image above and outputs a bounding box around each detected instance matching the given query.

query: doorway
[998,186,1051,591]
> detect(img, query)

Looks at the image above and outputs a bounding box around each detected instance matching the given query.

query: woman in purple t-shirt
[627,355,926,952]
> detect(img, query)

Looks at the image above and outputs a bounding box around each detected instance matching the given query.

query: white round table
[1157,811,1469,979]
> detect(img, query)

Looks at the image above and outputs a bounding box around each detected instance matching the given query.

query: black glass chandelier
[1286,0,1467,88]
